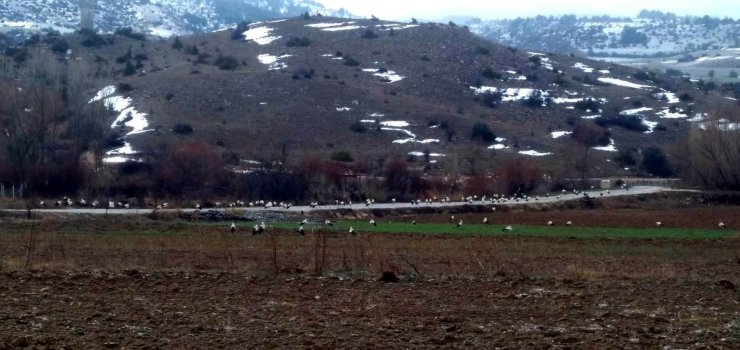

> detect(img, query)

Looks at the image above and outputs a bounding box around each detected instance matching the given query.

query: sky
[315,0,740,21]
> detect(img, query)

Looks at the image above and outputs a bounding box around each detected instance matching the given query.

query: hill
[1,16,738,200]
[466,12,740,58]
[0,0,352,41]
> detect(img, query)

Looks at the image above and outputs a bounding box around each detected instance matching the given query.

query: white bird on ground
[349,227,356,235]
[656,221,663,227]
[547,221,554,226]
[450,215,455,222]
[325,219,333,227]
[719,222,726,229]
[301,219,309,225]
[369,219,377,226]
[566,221,573,226]
[483,217,489,224]
[259,222,266,233]
[411,220,417,225]
[502,225,513,232]
[252,225,259,235]
[230,222,236,234]
[457,220,463,228]
[298,225,305,235]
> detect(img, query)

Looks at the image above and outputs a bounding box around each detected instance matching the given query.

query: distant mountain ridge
[465,10,740,58]
[0,0,353,39]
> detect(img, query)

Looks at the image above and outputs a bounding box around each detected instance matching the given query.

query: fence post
[12,185,15,199]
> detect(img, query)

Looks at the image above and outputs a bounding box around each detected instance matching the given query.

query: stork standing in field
[483,217,489,224]
[656,221,663,227]
[719,222,726,229]
[298,225,305,235]
[547,221,554,226]
[502,225,513,232]
[230,222,236,234]
[457,219,463,228]
[370,219,377,227]
[252,224,260,235]
[259,222,266,233]
[566,221,573,226]
[349,227,356,235]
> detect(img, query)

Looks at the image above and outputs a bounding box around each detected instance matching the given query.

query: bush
[117,83,133,92]
[184,45,199,55]
[471,122,496,143]
[730,70,739,79]
[331,151,353,162]
[123,61,136,76]
[173,124,194,135]
[595,115,648,133]
[232,21,250,40]
[349,121,367,133]
[528,55,542,66]
[474,46,490,55]
[574,98,602,111]
[343,55,360,66]
[50,38,69,53]
[521,91,545,108]
[613,149,637,167]
[665,68,683,76]
[215,55,239,70]
[633,70,658,82]
[479,91,502,108]
[286,36,311,47]
[115,27,146,41]
[572,123,611,147]
[79,30,107,47]
[481,66,501,80]
[116,47,132,63]
[360,29,378,39]
[171,37,183,50]
[642,147,672,177]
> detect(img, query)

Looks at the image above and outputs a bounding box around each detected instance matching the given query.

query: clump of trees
[620,27,648,45]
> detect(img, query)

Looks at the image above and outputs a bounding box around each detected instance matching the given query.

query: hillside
[0,0,352,40]
[467,12,740,58]
[1,16,739,200]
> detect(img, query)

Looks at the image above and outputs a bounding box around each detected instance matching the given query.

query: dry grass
[1,219,737,282]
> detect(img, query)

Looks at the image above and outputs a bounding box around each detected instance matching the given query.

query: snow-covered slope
[466,12,740,58]
[0,0,353,39]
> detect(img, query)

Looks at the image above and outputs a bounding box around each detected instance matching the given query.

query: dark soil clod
[379,271,399,283]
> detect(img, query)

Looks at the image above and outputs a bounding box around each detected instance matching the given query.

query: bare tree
[687,103,740,190]
[572,122,610,184]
